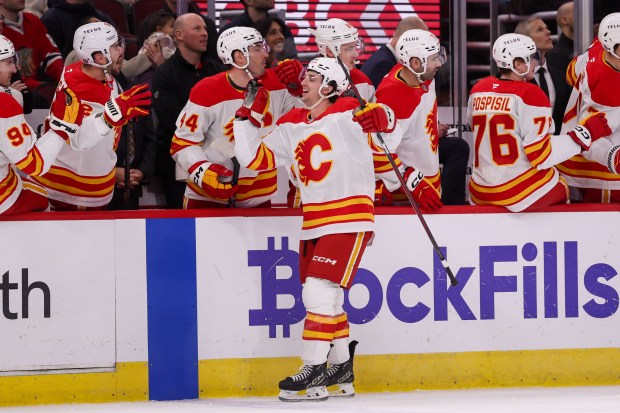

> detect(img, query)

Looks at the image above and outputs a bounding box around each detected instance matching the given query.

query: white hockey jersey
[171,69,298,207]
[375,64,441,193]
[467,76,582,211]
[0,92,65,214]
[349,68,375,103]
[558,42,620,189]
[234,97,402,239]
[30,62,120,207]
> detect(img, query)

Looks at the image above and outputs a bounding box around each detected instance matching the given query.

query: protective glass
[112,36,126,51]
[249,40,270,55]
[429,46,448,66]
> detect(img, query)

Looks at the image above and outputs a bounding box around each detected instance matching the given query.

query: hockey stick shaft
[308,28,457,286]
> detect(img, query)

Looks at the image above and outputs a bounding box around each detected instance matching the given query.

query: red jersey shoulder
[62,62,112,104]
[276,108,309,125]
[260,69,287,91]
[472,77,549,108]
[0,93,23,118]
[375,67,423,118]
[189,72,243,106]
[350,68,372,86]
[586,54,620,107]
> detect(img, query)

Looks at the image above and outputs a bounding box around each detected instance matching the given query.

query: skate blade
[278,386,329,402]
[328,382,355,398]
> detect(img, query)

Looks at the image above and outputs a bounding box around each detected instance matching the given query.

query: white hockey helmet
[0,35,16,61]
[307,57,350,98]
[395,29,444,78]
[73,22,119,68]
[492,33,537,77]
[598,13,620,60]
[217,26,265,69]
[315,18,363,56]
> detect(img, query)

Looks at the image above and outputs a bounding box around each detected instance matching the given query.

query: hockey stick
[308,28,458,286]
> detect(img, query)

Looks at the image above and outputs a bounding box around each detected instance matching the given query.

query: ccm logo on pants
[312,256,337,265]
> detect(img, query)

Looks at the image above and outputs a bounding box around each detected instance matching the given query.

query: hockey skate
[326,340,358,398]
[278,363,329,402]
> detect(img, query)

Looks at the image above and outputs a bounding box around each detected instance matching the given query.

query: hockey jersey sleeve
[233,118,290,171]
[519,96,581,169]
[170,100,214,173]
[47,85,115,150]
[0,93,64,176]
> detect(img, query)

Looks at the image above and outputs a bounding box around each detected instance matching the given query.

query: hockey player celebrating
[29,22,152,211]
[0,35,81,215]
[274,18,374,104]
[373,29,445,210]
[170,26,298,208]
[468,33,611,211]
[233,57,401,401]
[556,13,620,203]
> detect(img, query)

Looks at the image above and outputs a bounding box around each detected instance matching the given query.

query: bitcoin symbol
[248,237,305,338]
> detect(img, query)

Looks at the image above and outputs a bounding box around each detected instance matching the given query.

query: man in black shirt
[152,12,224,208]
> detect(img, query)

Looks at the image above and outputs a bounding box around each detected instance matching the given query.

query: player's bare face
[0,57,18,87]
[338,41,359,70]
[107,37,125,76]
[300,71,322,107]
[247,42,269,78]
[420,54,442,81]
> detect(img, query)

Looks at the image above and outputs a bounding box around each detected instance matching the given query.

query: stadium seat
[133,0,164,33]
[93,0,131,34]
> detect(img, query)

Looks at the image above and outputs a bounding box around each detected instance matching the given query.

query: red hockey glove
[188,161,239,201]
[104,84,152,128]
[403,167,443,212]
[274,59,304,97]
[567,112,611,150]
[352,103,396,134]
[235,79,270,128]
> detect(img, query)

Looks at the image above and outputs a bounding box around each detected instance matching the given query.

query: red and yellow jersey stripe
[302,195,374,231]
[30,165,115,199]
[469,167,556,207]
[0,167,19,206]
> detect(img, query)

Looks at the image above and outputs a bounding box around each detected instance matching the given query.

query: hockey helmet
[492,33,537,77]
[315,18,364,57]
[395,29,445,77]
[0,35,16,61]
[73,22,121,68]
[598,13,620,59]
[306,57,350,98]
[217,26,265,69]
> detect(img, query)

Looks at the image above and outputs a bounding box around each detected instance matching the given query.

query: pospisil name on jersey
[248,237,619,338]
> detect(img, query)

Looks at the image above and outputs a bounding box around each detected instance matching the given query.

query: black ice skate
[326,340,358,398]
[278,363,328,402]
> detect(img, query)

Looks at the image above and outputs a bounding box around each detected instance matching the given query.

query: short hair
[515,16,541,37]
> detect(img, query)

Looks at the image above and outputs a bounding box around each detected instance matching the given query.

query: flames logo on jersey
[425,103,439,154]
[223,117,235,141]
[294,133,333,186]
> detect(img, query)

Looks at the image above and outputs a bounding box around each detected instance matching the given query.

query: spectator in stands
[41,0,114,59]
[219,0,297,61]
[30,22,152,211]
[547,2,575,135]
[1,19,33,112]
[361,16,428,88]
[516,16,570,135]
[468,33,610,211]
[253,15,286,67]
[108,71,157,210]
[24,0,46,17]
[151,13,224,208]
[156,0,218,61]
[134,11,176,88]
[170,26,298,209]
[0,0,64,97]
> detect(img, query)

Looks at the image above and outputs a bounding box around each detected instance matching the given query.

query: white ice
[1,386,619,413]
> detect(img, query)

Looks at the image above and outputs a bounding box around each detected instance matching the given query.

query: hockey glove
[403,167,443,212]
[567,112,611,150]
[274,59,304,97]
[188,161,239,201]
[235,79,270,128]
[104,84,152,128]
[352,103,396,134]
